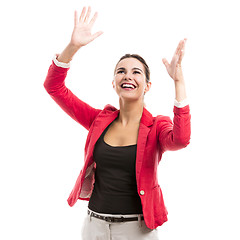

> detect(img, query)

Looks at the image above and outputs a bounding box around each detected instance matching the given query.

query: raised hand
[162,38,187,82]
[57,7,103,63]
[70,6,103,48]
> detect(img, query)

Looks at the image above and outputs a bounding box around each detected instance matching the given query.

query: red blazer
[44,61,191,229]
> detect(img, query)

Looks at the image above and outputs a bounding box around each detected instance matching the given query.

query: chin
[119,94,144,103]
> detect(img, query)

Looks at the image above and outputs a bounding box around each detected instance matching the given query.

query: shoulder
[155,114,172,123]
[143,107,172,124]
[152,115,173,133]
[140,107,172,129]
[95,104,119,118]
[103,104,118,112]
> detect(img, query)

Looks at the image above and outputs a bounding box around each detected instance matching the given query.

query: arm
[44,7,103,130]
[157,106,191,152]
[162,38,187,102]
[158,39,191,151]
[44,61,101,130]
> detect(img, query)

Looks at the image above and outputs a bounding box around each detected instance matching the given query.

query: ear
[144,81,152,94]
[112,80,115,89]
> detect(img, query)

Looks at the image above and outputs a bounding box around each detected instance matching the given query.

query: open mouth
[121,83,136,90]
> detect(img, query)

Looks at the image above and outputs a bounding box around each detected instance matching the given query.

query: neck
[117,99,144,126]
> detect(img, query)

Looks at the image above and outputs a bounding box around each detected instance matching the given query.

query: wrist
[57,43,82,63]
[68,42,82,52]
[174,80,187,102]
[174,78,185,85]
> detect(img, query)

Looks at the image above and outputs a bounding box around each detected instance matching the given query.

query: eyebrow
[133,67,143,73]
[116,67,143,73]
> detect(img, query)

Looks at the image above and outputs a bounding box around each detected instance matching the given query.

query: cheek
[112,79,119,91]
[137,77,147,89]
[113,75,119,82]
[113,76,122,87]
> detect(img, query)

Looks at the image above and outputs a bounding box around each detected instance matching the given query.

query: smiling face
[112,57,151,102]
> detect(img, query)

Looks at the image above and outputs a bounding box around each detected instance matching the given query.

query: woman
[44,6,191,240]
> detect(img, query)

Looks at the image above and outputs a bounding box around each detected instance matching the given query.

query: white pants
[81,208,159,240]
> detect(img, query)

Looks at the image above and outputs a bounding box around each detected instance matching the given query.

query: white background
[1,0,240,239]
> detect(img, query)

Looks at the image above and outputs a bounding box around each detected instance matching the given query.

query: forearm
[57,43,81,63]
[158,105,191,152]
[174,80,187,102]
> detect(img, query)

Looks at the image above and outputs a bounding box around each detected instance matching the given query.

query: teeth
[122,83,135,89]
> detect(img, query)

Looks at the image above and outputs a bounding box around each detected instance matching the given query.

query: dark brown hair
[115,54,150,83]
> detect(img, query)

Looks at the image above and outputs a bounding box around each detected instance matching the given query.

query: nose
[124,72,132,81]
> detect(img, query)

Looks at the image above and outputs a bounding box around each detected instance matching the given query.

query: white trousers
[81,208,159,240]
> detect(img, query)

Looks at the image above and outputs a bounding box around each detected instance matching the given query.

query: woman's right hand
[57,7,103,63]
[70,6,103,48]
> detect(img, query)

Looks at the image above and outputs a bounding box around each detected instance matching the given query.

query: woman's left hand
[162,38,187,82]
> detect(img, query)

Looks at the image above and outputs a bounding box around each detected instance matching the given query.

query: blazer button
[140,190,145,195]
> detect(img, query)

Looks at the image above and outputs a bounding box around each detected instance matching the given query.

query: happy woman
[44,6,191,240]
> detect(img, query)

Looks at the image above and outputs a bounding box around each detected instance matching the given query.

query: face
[112,58,151,102]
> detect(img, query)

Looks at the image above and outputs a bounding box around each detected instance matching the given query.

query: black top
[88,122,143,214]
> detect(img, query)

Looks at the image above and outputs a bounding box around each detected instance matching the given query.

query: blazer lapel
[136,107,153,184]
[86,107,120,166]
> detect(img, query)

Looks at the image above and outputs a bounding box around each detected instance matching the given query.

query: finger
[162,58,170,69]
[182,38,187,53]
[175,40,185,65]
[89,12,98,28]
[178,52,184,64]
[84,6,91,23]
[175,40,183,56]
[74,10,78,26]
[174,41,181,55]
[79,6,87,22]
[180,38,187,52]
[90,31,104,42]
[179,39,187,63]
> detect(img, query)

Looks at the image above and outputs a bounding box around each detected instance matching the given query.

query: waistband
[87,208,144,223]
[87,207,143,218]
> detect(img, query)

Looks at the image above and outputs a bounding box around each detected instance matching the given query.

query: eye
[133,71,141,74]
[117,70,125,74]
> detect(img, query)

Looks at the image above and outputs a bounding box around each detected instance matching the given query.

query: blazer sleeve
[43,61,101,130]
[157,105,191,152]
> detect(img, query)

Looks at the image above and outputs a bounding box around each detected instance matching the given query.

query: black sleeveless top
[88,122,143,214]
